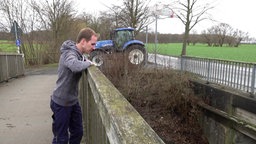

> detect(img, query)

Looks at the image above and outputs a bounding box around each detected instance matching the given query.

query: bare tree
[232,29,248,47]
[97,12,117,39]
[171,0,214,55]
[0,0,18,31]
[103,5,123,28]
[213,23,232,47]
[202,23,248,47]
[30,0,76,62]
[0,0,32,34]
[201,29,214,46]
[0,0,49,64]
[78,0,152,38]
[0,0,38,57]
[108,0,152,35]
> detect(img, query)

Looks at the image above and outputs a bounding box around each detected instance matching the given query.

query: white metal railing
[148,53,256,96]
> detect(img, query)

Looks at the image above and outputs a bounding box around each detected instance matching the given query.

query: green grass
[0,40,17,53]
[1,40,256,63]
[146,43,256,63]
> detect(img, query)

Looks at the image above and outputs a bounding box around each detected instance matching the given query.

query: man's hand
[86,59,97,66]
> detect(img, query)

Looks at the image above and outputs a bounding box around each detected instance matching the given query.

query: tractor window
[115,30,134,49]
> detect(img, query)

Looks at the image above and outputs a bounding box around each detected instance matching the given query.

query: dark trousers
[50,100,83,144]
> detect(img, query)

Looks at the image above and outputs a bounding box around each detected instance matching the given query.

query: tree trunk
[181,27,189,56]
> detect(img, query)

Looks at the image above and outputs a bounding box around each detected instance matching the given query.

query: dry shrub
[101,55,200,122]
[100,54,207,144]
[99,53,126,81]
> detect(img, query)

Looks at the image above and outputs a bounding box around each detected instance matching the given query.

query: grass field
[0,40,17,53]
[1,40,256,63]
[146,43,256,63]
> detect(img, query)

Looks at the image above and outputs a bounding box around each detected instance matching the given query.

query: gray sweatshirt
[51,40,91,106]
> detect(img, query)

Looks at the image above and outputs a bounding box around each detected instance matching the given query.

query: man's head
[76,28,100,54]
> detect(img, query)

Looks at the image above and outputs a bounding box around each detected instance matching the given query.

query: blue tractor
[89,27,147,67]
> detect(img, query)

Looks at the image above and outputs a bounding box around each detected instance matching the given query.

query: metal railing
[0,53,25,82]
[148,54,256,96]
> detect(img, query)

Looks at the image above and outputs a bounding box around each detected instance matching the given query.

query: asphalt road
[0,66,58,144]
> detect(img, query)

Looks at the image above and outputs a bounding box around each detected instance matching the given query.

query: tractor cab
[111,27,135,50]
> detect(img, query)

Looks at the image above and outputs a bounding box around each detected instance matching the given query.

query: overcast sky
[76,0,256,38]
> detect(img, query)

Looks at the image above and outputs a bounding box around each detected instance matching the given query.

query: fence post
[16,55,18,77]
[181,56,184,71]
[5,54,9,81]
[207,59,211,82]
[251,64,256,96]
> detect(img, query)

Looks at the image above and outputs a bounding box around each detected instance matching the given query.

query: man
[50,28,99,144]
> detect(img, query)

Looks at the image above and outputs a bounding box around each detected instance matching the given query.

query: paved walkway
[0,67,57,144]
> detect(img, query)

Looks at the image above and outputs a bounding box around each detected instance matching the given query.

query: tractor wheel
[89,50,106,67]
[125,45,147,67]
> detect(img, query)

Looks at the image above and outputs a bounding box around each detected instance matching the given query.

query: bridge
[0,54,164,144]
[1,53,256,144]
[0,66,56,143]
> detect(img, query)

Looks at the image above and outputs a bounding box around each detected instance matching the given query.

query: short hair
[76,27,100,43]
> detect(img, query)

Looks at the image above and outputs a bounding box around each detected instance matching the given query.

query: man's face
[82,35,97,54]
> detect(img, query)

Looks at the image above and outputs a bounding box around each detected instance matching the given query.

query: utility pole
[152,3,174,65]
